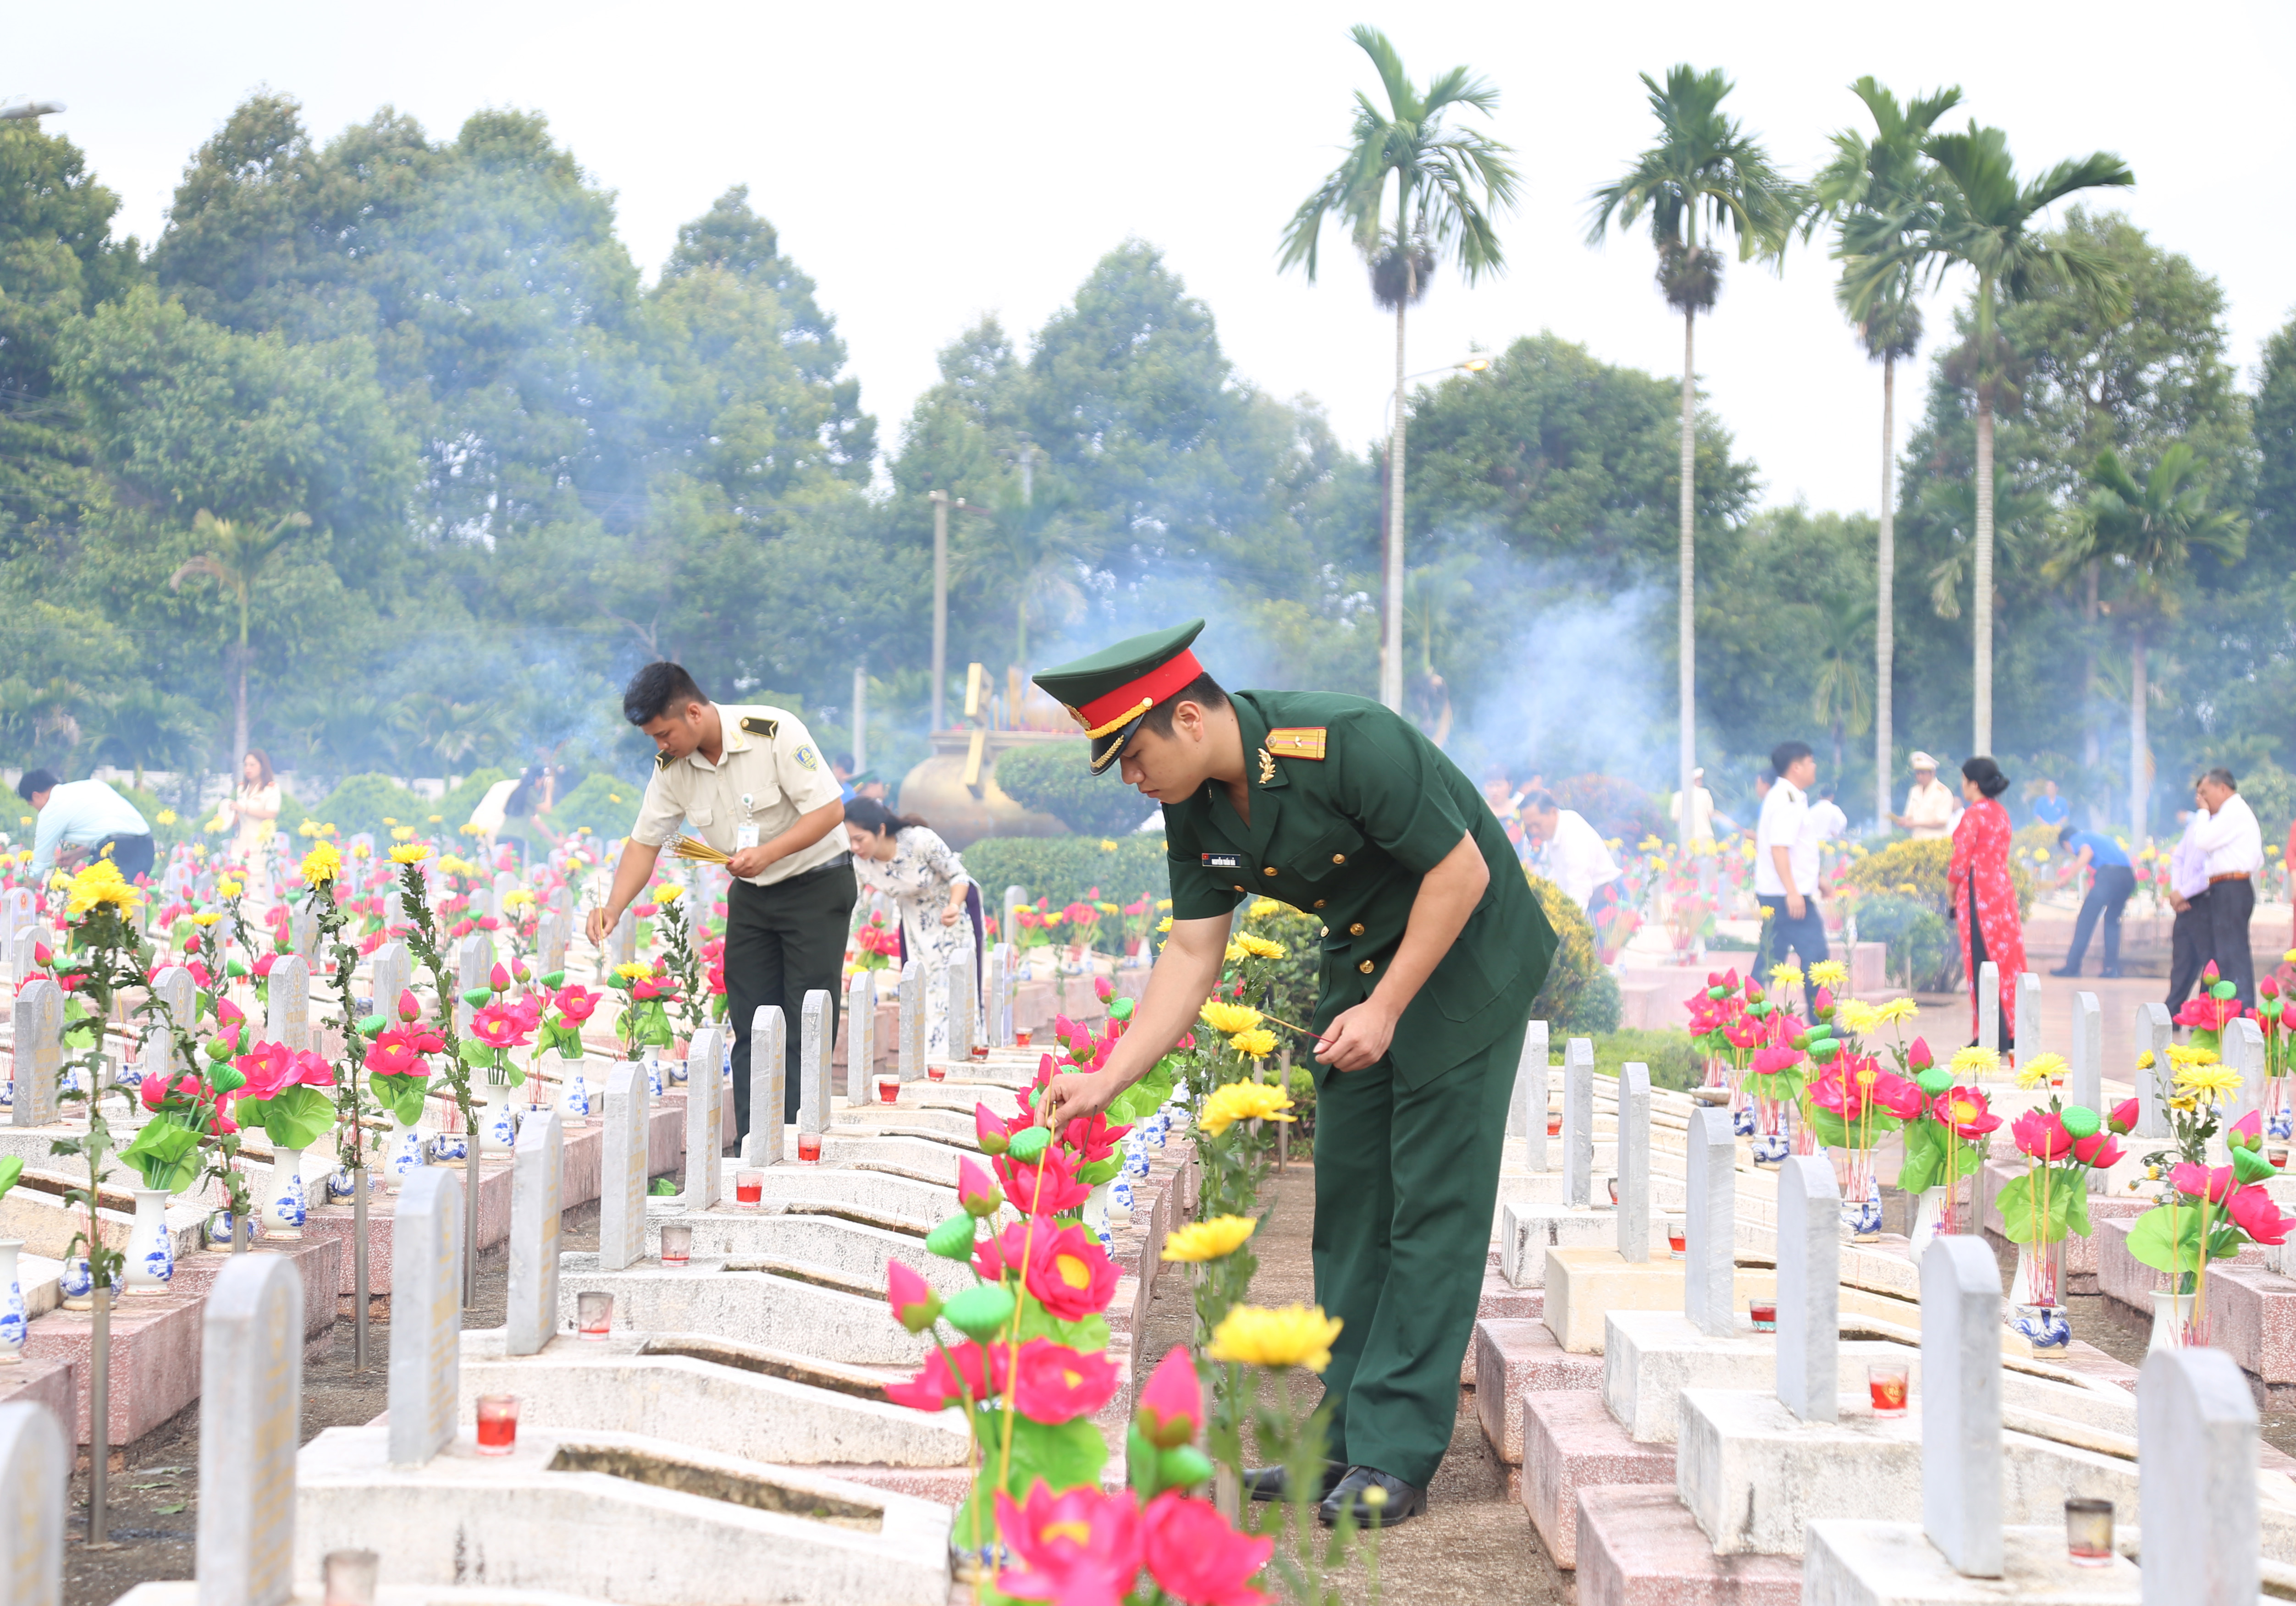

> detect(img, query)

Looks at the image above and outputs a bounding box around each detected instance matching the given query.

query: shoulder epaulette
[1266,726,1327,760]
[740,715,779,740]
[653,751,670,770]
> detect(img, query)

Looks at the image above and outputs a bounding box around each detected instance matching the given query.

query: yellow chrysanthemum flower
[428,814,443,824]
[1233,934,1287,961]
[1156,898,1172,911]
[1155,917,1174,934]
[1206,1303,1344,1372]
[2136,1050,2154,1070]
[1835,1001,1880,1035]
[64,859,139,917]
[1161,1215,1257,1263]
[1229,1028,1279,1059]
[502,888,536,911]
[614,962,652,982]
[300,842,342,886]
[1872,997,1918,1025]
[2173,1062,2243,1106]
[390,843,431,864]
[2016,1052,2068,1091]
[1950,1045,1999,1076]
[1199,1001,1263,1036]
[1247,897,1282,919]
[390,825,415,842]
[215,877,243,898]
[1099,838,1119,852]
[1769,962,1801,986]
[155,808,177,826]
[1197,1080,1294,1135]
[192,910,223,928]
[2167,1043,2219,1069]
[1223,942,1245,962]
[648,884,683,905]
[1808,960,1848,989]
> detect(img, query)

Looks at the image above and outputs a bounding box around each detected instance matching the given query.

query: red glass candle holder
[878,1076,902,1105]
[1015,1029,1032,1048]
[1748,1299,1777,1332]
[1867,1361,1909,1418]
[658,1223,693,1267]
[929,1062,948,1080]
[577,1291,613,1340]
[2273,1149,2289,1170]
[1666,1218,1686,1259]
[797,1131,822,1163]
[969,1045,988,1061]
[2064,1497,2114,1566]
[1546,1114,1562,1138]
[734,1169,763,1207]
[475,1394,519,1455]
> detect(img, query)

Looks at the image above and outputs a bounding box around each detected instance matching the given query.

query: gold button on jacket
[1349,922,1366,936]
[1358,958,1375,974]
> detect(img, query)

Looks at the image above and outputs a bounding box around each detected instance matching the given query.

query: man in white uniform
[1519,792,1623,946]
[1755,741,1826,1015]
[2188,766,2263,1006]
[1892,753,1955,840]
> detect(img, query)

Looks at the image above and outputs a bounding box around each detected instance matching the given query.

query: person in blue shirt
[2030,779,2071,829]
[2051,826,2134,978]
[16,770,155,881]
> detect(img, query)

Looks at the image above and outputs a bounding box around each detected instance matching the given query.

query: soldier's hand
[1041,1069,1120,1133]
[1313,999,1397,1073]
[726,846,772,879]
[585,906,619,946]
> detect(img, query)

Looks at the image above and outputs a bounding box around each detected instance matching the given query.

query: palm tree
[1811,78,1960,828]
[1809,597,1877,783]
[950,477,1104,671]
[1843,124,2131,753]
[169,508,309,767]
[1586,66,1800,848]
[2045,444,2244,842]
[1279,24,1518,713]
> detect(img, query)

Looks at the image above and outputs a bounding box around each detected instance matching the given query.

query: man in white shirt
[1892,753,1955,840]
[1809,784,1849,843]
[2163,785,2214,1012]
[1520,791,1622,922]
[1755,741,1826,1015]
[1668,767,1716,844]
[16,769,155,880]
[2188,767,2263,1005]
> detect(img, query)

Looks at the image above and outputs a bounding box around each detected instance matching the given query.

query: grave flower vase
[123,1188,175,1295]
[2149,1287,2203,1352]
[1081,1181,1114,1247]
[1908,1186,1951,1260]
[473,1084,518,1154]
[262,1146,309,1240]
[385,1114,425,1188]
[0,1240,24,1362]
[2009,1238,2070,1348]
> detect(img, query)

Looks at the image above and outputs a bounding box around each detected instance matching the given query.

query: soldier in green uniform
[1035,621,1556,1527]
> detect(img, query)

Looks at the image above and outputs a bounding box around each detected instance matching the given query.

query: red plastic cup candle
[1666,1218,1686,1258]
[658,1223,693,1267]
[797,1131,822,1163]
[2273,1149,2289,1171]
[2064,1497,2114,1566]
[929,1062,948,1080]
[475,1394,520,1456]
[734,1169,763,1207]
[1867,1361,1909,1418]
[878,1076,902,1105]
[1748,1299,1777,1332]
[577,1291,613,1340]
[1546,1114,1562,1138]
[1015,1029,1032,1048]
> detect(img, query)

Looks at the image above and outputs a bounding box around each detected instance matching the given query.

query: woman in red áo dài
[1948,755,2026,1046]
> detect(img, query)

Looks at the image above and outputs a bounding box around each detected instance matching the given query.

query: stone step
[1471,1318,1602,1468]
[639,1209,971,1298]
[553,1254,932,1369]
[1521,1390,1676,1566]
[1573,1481,1802,1606]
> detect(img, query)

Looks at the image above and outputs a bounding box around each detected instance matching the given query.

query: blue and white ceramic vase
[1081,1181,1114,1248]
[1907,1186,1950,1260]
[645,1049,666,1100]
[261,1146,308,1240]
[386,1114,426,1187]
[124,1188,175,1295]
[562,1070,592,1125]
[0,1241,25,1362]
[59,1254,118,1310]
[430,1129,468,1163]
[475,1086,518,1153]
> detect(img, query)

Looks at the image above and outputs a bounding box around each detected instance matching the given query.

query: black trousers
[1966,885,2006,1047]
[2166,891,2213,1013]
[2063,865,2136,973]
[94,832,155,881]
[2208,875,2258,1007]
[1756,894,1828,1016]
[725,861,857,1138]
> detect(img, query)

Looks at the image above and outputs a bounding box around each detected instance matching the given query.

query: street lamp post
[925,490,992,731]
[0,100,64,121]
[1381,358,1491,711]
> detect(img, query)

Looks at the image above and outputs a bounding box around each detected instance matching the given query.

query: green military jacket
[1163,690,1557,1090]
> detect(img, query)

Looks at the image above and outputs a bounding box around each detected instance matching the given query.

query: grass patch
[1585,1027,1704,1093]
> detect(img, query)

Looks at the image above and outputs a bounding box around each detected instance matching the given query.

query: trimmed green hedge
[309,774,432,844]
[959,834,1170,931]
[545,771,644,842]
[993,742,1156,838]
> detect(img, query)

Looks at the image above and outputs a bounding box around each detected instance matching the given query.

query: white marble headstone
[1775,1155,1840,1424]
[288,907,319,965]
[2138,1346,2259,1606]
[1002,886,1027,960]
[507,1108,563,1356]
[454,932,493,1034]
[1615,1062,1650,1261]
[2136,1001,2173,1138]
[683,1027,724,1209]
[2011,971,2042,1064]
[536,909,570,979]
[945,944,977,1062]
[2224,1016,2266,1129]
[744,1006,785,1165]
[381,887,404,933]
[1973,960,2000,1053]
[598,1061,649,1272]
[982,946,1006,1048]
[607,906,636,971]
[798,989,830,1135]
[2068,990,2102,1115]
[369,941,411,1020]
[265,954,310,1052]
[1512,1019,1550,1171]
[1683,1106,1736,1338]
[844,971,875,1103]
[387,1167,462,1467]
[144,966,199,1082]
[0,1400,64,1606]
[1562,1036,1594,1209]
[898,960,924,1082]
[1921,1235,2003,1578]
[10,979,62,1127]
[198,1252,303,1606]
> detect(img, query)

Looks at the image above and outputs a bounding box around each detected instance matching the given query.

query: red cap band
[1077,648,1204,733]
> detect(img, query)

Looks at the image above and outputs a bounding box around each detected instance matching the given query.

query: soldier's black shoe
[1318,1465,1427,1527]
[1244,1460,1347,1502]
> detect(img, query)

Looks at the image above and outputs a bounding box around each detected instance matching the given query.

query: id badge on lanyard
[735,792,759,852]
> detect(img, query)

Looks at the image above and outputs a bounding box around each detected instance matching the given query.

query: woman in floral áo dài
[1948,755,2026,1046]
[845,797,982,1057]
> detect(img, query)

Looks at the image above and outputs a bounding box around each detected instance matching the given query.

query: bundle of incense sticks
[669,835,730,866]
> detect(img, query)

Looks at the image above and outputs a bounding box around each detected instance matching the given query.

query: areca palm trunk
[2130,623,2148,846]
[1678,306,1697,851]
[1385,298,1408,712]
[1971,276,1997,755]
[1875,353,1896,830]
[233,594,250,768]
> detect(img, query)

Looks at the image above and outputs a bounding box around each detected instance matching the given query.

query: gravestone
[744,1006,785,1167]
[607,906,636,971]
[266,954,311,1053]
[982,946,1006,1049]
[945,946,977,1062]
[2224,1016,2267,1128]
[10,979,61,1127]
[1775,1155,1841,1423]
[2139,1346,2259,1606]
[507,1108,563,1356]
[289,907,319,965]
[143,966,199,1081]
[198,1253,304,1606]
[381,887,404,933]
[1002,886,1027,962]
[598,1061,649,1271]
[536,908,570,979]
[1513,1019,1550,1171]
[1975,961,2000,1053]
[454,932,493,1033]
[797,989,830,1136]
[1921,1235,2003,1578]
[1,888,34,972]
[683,1027,724,1210]
[898,961,925,1082]
[1616,1062,1650,1263]
[1683,1106,1736,1338]
[1562,1036,1594,1209]
[2136,1001,2174,1138]
[844,971,875,1103]
[2068,990,2102,1114]
[370,942,411,1020]
[493,870,517,916]
[388,1167,463,1466]
[0,1399,65,1606]
[2012,973,2042,1065]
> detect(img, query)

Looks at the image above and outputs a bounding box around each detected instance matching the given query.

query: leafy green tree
[2257,315,2296,572]
[2046,445,2245,840]
[1812,78,1960,825]
[169,509,311,764]
[1279,24,1518,712]
[1586,66,1800,845]
[1844,123,2131,753]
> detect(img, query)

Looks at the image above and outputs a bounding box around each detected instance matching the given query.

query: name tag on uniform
[1202,852,1241,869]
[736,824,760,850]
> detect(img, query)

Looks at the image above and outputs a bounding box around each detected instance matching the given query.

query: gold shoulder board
[740,715,780,741]
[653,751,670,770]
[1265,726,1327,760]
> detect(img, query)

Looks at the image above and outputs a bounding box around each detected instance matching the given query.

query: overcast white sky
[16,0,2290,516]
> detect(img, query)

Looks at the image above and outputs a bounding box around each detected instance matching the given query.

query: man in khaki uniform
[588,661,854,1137]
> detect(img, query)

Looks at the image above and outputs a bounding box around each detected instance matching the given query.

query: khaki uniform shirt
[1903,779,1955,840]
[629,704,848,886]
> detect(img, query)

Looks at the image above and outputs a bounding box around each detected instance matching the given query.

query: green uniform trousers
[1310,1022,1522,1489]
[725,861,857,1137]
